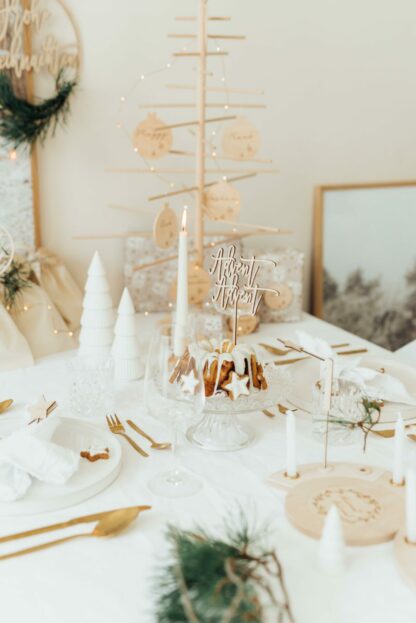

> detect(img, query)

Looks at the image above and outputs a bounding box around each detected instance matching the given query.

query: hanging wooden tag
[153,203,178,249]
[227,314,259,336]
[264,283,293,310]
[170,264,211,306]
[221,116,261,160]
[132,113,173,160]
[204,181,241,221]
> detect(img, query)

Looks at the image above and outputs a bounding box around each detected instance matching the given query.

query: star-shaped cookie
[181,370,200,395]
[223,372,250,401]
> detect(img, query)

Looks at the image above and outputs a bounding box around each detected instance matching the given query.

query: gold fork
[106,414,149,457]
[260,342,350,356]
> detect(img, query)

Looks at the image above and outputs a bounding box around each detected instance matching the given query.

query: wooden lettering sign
[0,0,80,78]
[209,244,278,316]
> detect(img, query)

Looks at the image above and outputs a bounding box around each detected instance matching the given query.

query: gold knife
[0,505,151,544]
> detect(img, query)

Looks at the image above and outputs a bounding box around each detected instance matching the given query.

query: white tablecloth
[1,313,415,623]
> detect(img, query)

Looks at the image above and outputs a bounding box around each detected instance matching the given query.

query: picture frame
[313,180,416,351]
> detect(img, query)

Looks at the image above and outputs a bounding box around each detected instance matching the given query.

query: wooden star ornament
[223,372,250,401]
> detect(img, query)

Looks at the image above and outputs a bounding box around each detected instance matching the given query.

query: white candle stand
[395,530,416,591]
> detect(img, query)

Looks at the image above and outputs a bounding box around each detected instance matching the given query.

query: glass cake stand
[186,366,292,452]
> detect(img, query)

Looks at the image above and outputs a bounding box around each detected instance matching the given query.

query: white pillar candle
[406,468,416,543]
[392,413,405,485]
[286,410,297,478]
[173,207,189,357]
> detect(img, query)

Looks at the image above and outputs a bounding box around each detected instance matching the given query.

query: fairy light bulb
[140,74,145,80]
[9,150,17,161]
[120,96,125,102]
[221,77,226,82]
[166,62,171,68]
[134,147,139,153]
[222,175,227,181]
[212,130,216,136]
[224,104,229,110]
[53,329,58,335]
[68,331,73,337]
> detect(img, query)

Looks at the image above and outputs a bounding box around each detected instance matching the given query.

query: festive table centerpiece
[169,238,288,451]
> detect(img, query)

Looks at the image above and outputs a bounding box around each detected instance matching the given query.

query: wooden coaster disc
[221,116,261,161]
[204,181,241,221]
[285,476,403,546]
[394,529,416,591]
[132,113,173,160]
[264,283,293,310]
[153,203,178,249]
[170,264,211,306]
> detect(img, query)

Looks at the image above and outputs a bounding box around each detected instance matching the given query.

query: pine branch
[155,515,295,623]
[0,71,76,148]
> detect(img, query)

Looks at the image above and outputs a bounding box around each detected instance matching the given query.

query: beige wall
[37,0,416,307]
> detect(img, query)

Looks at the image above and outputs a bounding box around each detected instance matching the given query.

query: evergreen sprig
[155,514,295,623]
[0,255,32,309]
[0,71,76,148]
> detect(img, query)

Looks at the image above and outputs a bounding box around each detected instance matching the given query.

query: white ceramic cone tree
[318,505,346,574]
[112,287,143,381]
[78,251,115,358]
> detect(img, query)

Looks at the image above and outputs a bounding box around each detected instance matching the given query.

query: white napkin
[295,331,416,407]
[0,414,79,502]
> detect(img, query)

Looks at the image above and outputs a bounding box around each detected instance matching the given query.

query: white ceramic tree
[318,505,346,574]
[78,251,115,358]
[112,287,143,381]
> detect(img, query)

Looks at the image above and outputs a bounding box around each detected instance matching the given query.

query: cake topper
[209,243,279,344]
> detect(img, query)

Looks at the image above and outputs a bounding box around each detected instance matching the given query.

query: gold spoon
[0,399,13,414]
[0,507,150,561]
[127,420,172,450]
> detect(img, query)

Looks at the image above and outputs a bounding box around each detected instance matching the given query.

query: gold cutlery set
[260,341,368,365]
[105,414,171,456]
[0,506,151,561]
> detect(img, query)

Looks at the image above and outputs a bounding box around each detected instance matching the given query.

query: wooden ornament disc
[221,116,261,161]
[264,283,293,311]
[394,530,416,591]
[204,181,241,221]
[132,113,173,160]
[153,203,178,250]
[170,264,211,306]
[227,314,259,336]
[285,476,403,546]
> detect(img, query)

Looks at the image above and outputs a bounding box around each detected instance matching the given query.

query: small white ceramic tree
[78,251,115,358]
[112,287,143,381]
[318,505,346,574]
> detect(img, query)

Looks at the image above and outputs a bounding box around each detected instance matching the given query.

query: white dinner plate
[0,417,122,516]
[289,355,416,425]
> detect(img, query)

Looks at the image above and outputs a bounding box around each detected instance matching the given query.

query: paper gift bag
[0,303,33,371]
[36,248,82,332]
[9,284,76,359]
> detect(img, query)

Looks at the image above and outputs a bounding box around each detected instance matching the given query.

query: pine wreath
[0,71,76,149]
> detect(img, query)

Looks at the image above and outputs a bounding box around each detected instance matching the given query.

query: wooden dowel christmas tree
[78,251,115,358]
[112,287,143,381]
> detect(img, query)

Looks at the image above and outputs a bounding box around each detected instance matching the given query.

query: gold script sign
[0,0,79,78]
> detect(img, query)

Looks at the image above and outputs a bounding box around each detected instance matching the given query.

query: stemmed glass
[145,321,204,497]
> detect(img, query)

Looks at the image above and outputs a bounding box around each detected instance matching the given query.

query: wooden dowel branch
[219,220,291,234]
[107,167,277,175]
[148,172,257,201]
[165,84,264,95]
[174,51,228,57]
[139,103,266,109]
[158,115,236,130]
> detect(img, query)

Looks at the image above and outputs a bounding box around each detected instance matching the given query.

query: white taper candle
[173,207,189,357]
[286,410,297,478]
[392,413,405,485]
[406,468,416,543]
